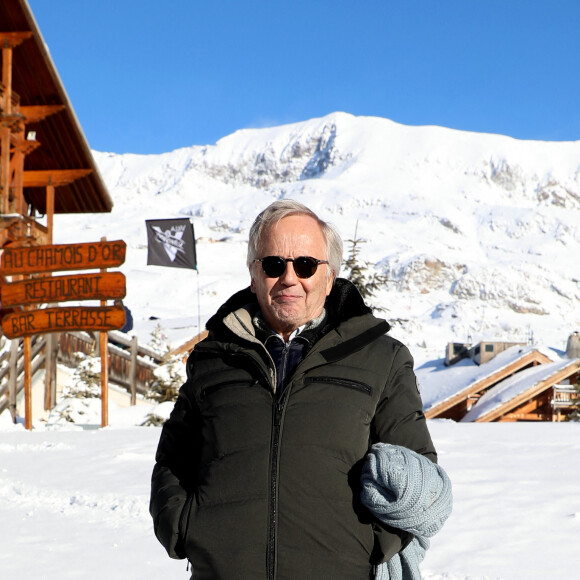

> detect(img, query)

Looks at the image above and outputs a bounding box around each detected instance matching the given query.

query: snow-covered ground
[1,409,579,580]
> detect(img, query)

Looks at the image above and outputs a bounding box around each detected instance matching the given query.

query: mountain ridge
[53,112,579,361]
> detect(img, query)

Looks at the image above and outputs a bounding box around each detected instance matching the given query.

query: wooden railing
[0,335,46,418]
[0,330,166,419]
[58,330,166,402]
[552,385,578,409]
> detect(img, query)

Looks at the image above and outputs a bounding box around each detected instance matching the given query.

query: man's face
[250,214,334,340]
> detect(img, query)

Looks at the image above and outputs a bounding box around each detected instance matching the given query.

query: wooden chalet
[421,337,580,422]
[0,0,123,426]
[461,357,580,423]
[425,345,554,421]
[0,0,112,250]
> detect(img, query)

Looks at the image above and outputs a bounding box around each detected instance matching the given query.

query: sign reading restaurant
[0,271,126,307]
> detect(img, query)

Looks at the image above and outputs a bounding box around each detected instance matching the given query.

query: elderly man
[150,200,437,579]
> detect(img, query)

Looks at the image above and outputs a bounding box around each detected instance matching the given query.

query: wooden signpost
[0,240,126,275]
[2,304,127,339]
[0,239,127,429]
[0,272,126,308]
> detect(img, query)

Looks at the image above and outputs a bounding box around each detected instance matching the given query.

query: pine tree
[142,355,187,426]
[148,323,171,356]
[47,351,102,425]
[146,355,186,404]
[343,221,389,307]
[64,352,101,399]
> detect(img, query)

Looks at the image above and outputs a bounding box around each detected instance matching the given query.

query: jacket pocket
[179,493,195,541]
[200,379,258,401]
[304,376,373,396]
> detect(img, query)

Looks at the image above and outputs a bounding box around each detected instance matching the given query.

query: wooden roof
[463,358,580,422]
[424,347,554,419]
[0,0,112,214]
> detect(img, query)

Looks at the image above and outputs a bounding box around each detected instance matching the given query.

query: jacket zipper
[278,342,290,393]
[304,376,373,396]
[267,340,298,578]
[267,397,284,580]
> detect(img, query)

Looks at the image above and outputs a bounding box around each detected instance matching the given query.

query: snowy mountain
[53,112,580,363]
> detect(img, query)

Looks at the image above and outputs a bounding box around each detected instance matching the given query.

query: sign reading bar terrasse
[1,304,126,339]
[0,272,126,307]
[0,240,126,275]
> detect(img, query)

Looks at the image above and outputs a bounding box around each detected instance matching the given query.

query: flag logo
[146,218,197,270]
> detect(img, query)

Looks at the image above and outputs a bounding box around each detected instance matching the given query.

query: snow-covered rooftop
[417,344,559,411]
[462,357,580,421]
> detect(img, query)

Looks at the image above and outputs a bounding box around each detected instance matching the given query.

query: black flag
[146,218,197,270]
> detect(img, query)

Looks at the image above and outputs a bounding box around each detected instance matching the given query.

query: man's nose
[279,260,299,284]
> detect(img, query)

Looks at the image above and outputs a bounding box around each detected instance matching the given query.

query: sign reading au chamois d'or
[0,272,126,307]
[0,240,126,275]
[1,304,126,339]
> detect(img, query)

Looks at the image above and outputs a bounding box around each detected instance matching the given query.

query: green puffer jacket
[150,279,437,580]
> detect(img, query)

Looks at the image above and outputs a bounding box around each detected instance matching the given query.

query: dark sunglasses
[254,256,329,279]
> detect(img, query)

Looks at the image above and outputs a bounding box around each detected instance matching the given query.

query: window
[485,344,494,353]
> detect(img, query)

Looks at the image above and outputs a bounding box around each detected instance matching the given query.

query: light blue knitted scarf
[360,443,453,580]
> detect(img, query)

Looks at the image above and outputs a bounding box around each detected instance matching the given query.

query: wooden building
[0,0,117,424]
[424,341,580,423]
[444,340,526,366]
[461,358,580,423]
[426,346,554,421]
[0,0,112,250]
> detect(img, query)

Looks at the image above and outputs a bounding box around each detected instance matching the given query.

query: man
[150,200,437,579]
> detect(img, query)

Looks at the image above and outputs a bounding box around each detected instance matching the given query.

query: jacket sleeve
[149,386,201,559]
[373,339,437,462]
[370,338,437,562]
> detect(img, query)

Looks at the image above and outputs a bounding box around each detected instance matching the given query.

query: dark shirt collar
[253,308,327,345]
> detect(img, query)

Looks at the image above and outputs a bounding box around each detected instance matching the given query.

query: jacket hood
[206,278,390,335]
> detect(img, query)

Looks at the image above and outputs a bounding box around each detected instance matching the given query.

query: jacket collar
[206,278,390,340]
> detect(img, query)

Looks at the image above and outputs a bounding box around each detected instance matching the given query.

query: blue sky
[28,0,580,154]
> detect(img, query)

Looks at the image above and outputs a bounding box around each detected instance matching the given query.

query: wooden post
[44,333,53,411]
[0,33,33,217]
[100,237,109,427]
[46,182,55,244]
[100,329,108,427]
[9,339,19,423]
[23,335,32,430]
[129,335,138,405]
[1,45,13,215]
[44,332,58,410]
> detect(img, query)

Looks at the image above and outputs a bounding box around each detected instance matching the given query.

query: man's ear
[325,272,335,296]
[250,265,257,293]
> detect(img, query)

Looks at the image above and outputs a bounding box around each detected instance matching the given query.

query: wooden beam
[0,45,12,214]
[0,32,34,48]
[23,169,92,187]
[46,183,54,244]
[11,136,41,156]
[20,105,66,124]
